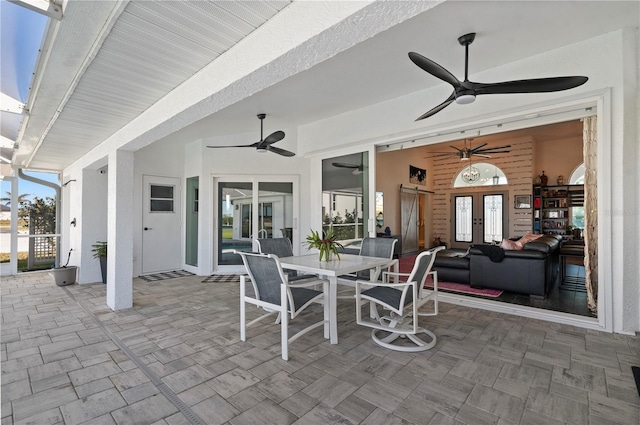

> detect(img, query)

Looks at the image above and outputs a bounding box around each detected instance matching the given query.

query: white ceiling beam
[0,93,26,114]
[0,135,17,149]
[8,0,62,20]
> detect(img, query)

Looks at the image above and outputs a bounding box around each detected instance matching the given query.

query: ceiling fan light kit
[455,91,476,105]
[409,32,588,120]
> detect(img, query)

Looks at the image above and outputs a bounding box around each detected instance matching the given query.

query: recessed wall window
[569,163,585,228]
[150,184,174,212]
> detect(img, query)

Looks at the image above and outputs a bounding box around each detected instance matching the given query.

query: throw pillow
[500,239,523,250]
[518,232,544,245]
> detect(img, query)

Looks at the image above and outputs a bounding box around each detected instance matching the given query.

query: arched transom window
[453,162,508,188]
[570,163,585,184]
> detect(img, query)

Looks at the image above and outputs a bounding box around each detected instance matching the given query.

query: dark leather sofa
[469,234,563,299]
[433,250,470,284]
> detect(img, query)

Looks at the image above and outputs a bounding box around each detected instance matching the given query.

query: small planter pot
[49,266,77,286]
[99,257,107,284]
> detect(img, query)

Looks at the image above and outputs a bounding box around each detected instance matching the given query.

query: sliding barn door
[401,190,419,254]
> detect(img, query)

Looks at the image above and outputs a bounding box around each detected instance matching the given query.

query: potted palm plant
[305,228,343,261]
[92,241,107,284]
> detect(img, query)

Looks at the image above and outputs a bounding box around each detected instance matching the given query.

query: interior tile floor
[492,264,592,318]
[2,271,638,425]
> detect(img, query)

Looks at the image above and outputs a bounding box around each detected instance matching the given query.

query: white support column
[6,175,18,275]
[106,150,134,310]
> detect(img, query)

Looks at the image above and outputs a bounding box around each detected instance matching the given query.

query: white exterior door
[142,175,181,274]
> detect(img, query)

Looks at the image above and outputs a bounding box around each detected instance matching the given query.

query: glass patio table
[279,253,395,344]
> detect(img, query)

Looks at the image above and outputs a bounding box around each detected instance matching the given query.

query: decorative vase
[322,250,333,262]
[534,175,542,185]
[557,175,564,185]
[539,171,548,186]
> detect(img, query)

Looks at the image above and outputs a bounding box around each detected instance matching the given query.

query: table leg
[329,277,338,344]
[323,280,330,340]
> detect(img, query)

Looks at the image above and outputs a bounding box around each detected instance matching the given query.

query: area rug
[202,274,241,284]
[398,255,503,298]
[139,270,195,282]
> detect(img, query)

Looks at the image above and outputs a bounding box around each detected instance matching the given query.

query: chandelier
[462,165,480,183]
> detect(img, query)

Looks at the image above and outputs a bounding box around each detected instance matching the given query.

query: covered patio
[2,272,638,424]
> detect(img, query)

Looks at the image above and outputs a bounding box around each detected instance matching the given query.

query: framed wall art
[514,194,531,209]
[409,165,426,185]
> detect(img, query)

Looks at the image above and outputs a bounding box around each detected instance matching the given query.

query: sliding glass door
[215,177,295,271]
[321,152,369,247]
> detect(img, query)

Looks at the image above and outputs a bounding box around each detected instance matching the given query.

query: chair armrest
[381,271,410,283]
[355,279,414,289]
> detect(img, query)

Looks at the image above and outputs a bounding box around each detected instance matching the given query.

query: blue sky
[1,0,48,101]
[1,172,59,204]
[1,1,58,206]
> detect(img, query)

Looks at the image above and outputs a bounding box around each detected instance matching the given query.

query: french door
[451,191,507,249]
[214,177,296,272]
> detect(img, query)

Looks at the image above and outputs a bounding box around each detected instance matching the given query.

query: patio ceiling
[7,0,640,172]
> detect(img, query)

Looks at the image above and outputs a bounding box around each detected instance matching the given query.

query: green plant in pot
[305,228,343,261]
[92,241,107,284]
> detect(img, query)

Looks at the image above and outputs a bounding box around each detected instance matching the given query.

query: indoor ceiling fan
[207,114,294,157]
[425,139,511,160]
[332,162,364,175]
[409,33,588,121]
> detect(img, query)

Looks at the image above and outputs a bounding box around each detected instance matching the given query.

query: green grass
[222,228,233,239]
[0,219,28,230]
[0,252,54,271]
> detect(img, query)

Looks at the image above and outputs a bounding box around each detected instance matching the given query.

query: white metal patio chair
[256,238,317,282]
[336,237,398,300]
[235,250,328,361]
[354,246,445,352]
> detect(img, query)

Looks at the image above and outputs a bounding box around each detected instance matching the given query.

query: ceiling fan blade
[416,93,456,121]
[332,162,361,169]
[474,145,512,153]
[475,76,588,95]
[474,154,492,158]
[469,143,487,151]
[476,150,511,155]
[266,145,295,157]
[262,130,285,145]
[207,143,259,149]
[408,52,461,88]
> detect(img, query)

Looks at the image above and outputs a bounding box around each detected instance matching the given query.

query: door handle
[144,227,152,231]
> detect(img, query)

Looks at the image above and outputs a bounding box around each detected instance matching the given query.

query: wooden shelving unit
[533,184,584,237]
